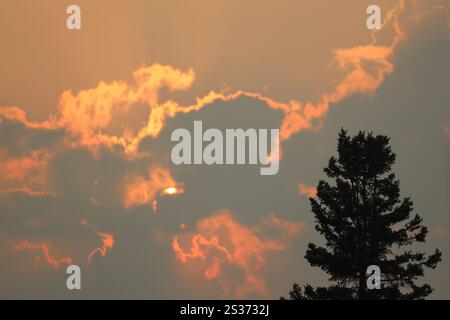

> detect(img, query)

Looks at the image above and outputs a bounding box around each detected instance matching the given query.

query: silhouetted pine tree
[288,129,441,300]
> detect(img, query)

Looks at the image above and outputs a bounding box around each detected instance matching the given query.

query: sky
[0,0,449,299]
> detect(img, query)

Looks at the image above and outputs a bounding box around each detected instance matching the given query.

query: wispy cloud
[123,166,184,211]
[1,0,447,299]
[81,220,115,264]
[444,125,450,138]
[0,148,52,196]
[0,0,410,159]
[87,231,114,264]
[15,240,72,269]
[298,183,317,199]
[172,210,304,298]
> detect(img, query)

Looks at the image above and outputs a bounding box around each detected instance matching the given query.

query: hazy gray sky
[0,0,449,299]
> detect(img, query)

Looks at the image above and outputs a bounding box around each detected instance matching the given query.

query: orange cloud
[0,0,409,159]
[298,183,317,199]
[0,107,60,130]
[0,64,196,156]
[0,148,52,196]
[124,166,184,210]
[56,64,196,155]
[172,210,304,298]
[444,125,450,138]
[80,220,115,264]
[262,213,305,237]
[15,240,72,269]
[0,188,56,198]
[88,231,114,264]
[0,149,45,182]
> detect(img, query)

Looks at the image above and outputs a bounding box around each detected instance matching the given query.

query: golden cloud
[123,166,184,211]
[0,148,53,196]
[0,0,409,159]
[172,210,304,298]
[298,183,317,199]
[87,231,115,264]
[15,240,73,269]
[81,220,115,264]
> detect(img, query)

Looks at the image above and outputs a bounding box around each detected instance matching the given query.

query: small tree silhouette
[287,129,441,300]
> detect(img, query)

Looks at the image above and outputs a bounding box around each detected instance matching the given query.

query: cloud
[261,214,305,237]
[87,231,115,264]
[0,107,60,130]
[80,220,115,264]
[444,125,450,138]
[172,210,304,298]
[123,166,184,211]
[1,0,447,299]
[0,188,55,198]
[298,183,317,199]
[14,240,73,269]
[0,64,196,157]
[0,0,410,159]
[58,65,195,154]
[0,148,52,195]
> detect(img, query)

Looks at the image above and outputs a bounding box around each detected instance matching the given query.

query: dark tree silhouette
[287,129,441,300]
